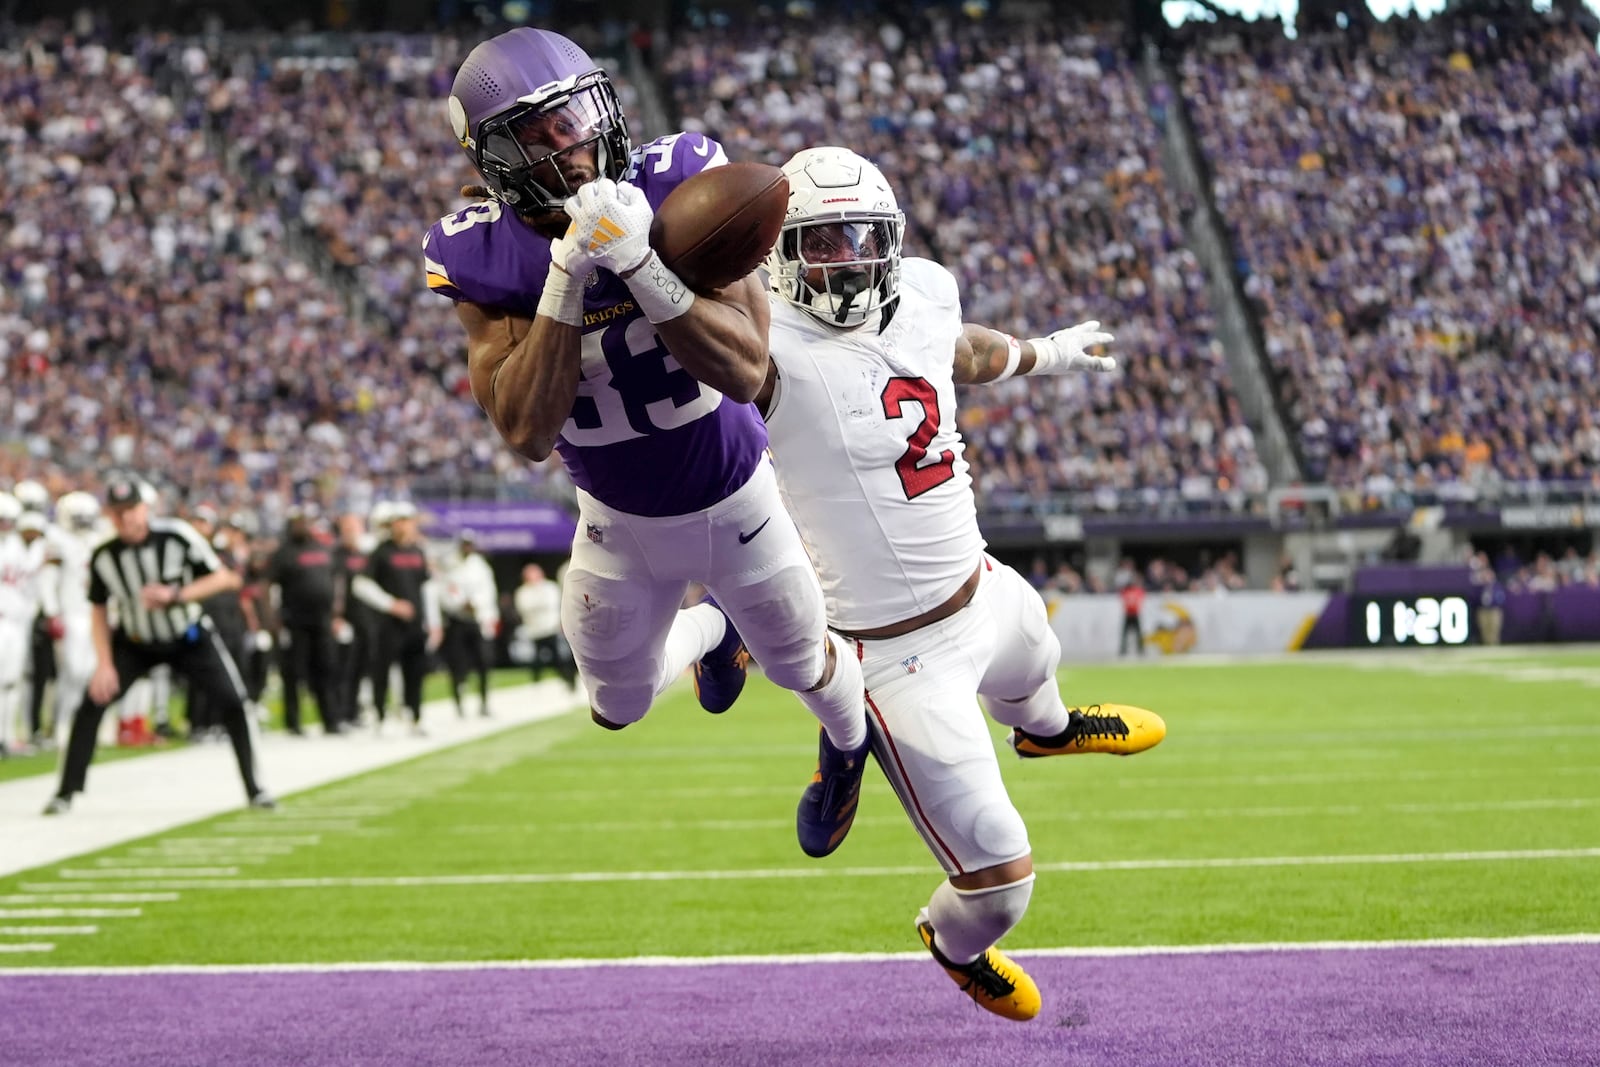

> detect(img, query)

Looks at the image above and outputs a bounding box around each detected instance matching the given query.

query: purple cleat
[796,726,871,858]
[692,598,749,714]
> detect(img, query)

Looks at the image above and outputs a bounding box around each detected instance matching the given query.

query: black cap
[104,476,142,509]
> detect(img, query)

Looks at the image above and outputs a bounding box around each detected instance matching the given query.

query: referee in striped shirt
[43,475,273,815]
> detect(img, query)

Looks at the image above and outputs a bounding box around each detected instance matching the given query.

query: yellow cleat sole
[918,921,1041,1022]
[1013,703,1166,757]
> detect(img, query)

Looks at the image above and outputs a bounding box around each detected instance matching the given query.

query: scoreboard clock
[1354,595,1475,647]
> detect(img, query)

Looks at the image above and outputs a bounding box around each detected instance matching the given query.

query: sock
[655,603,726,696]
[794,632,867,752]
[925,874,1036,965]
[983,684,1072,739]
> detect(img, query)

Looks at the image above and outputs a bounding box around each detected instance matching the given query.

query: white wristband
[1024,335,1064,375]
[537,263,585,328]
[624,250,696,324]
[993,334,1023,381]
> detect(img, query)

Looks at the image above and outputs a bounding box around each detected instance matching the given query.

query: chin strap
[830,271,869,325]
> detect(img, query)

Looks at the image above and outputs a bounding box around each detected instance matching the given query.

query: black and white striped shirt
[88,518,223,644]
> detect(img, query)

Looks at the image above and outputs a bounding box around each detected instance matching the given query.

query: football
[649,162,789,293]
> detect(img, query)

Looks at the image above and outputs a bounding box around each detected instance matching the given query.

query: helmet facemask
[464,70,630,215]
[773,214,903,329]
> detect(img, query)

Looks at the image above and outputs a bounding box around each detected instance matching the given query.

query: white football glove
[562,179,653,276]
[1027,320,1118,374]
[548,223,595,279]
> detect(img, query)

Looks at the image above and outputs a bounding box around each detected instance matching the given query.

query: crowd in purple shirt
[0,26,560,523]
[1180,12,1600,506]
[3,13,1596,525]
[663,15,1271,516]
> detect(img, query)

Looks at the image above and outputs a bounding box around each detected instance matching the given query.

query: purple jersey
[423,132,767,517]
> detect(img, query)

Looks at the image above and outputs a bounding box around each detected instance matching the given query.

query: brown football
[649,162,789,293]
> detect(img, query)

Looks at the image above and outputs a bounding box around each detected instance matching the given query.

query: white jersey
[0,532,43,622]
[27,524,91,620]
[438,551,499,629]
[765,257,985,631]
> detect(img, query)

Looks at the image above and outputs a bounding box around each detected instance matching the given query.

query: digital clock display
[1356,596,1474,647]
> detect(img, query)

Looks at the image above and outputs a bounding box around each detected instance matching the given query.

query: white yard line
[0,944,53,954]
[0,681,585,879]
[0,908,141,918]
[21,846,1600,893]
[0,926,98,936]
[0,894,178,904]
[1,932,1596,976]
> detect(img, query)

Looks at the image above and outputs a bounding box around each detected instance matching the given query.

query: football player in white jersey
[0,493,39,755]
[750,147,1166,1022]
[48,491,104,743]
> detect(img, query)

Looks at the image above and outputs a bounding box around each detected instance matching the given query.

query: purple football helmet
[448,28,631,214]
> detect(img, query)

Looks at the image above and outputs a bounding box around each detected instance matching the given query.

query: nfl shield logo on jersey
[586,523,604,544]
[900,655,923,675]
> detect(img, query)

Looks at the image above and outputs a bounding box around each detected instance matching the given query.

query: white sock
[794,632,867,752]
[655,604,726,696]
[925,874,1036,965]
[983,685,1072,738]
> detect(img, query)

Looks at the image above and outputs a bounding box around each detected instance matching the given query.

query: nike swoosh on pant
[737,518,771,545]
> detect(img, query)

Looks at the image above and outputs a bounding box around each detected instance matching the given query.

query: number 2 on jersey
[881,377,955,499]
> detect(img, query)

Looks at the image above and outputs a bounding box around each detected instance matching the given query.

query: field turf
[4,647,1597,968]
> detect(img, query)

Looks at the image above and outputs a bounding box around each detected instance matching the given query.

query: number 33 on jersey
[421,132,769,518]
[764,257,984,632]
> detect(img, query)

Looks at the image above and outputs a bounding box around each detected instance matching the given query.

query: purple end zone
[4,943,1597,1067]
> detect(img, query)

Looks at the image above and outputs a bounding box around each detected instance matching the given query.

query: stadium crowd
[8,10,1596,523]
[0,26,555,527]
[663,14,1273,516]
[1179,12,1600,501]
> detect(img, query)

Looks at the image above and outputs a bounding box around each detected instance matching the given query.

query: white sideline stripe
[0,894,178,904]
[24,846,1600,893]
[0,909,140,918]
[0,944,54,954]
[0,681,587,879]
[2,933,1596,977]
[58,868,239,879]
[0,926,98,935]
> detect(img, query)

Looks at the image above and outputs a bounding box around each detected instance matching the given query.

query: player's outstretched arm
[461,301,582,462]
[953,322,1118,385]
[643,271,771,403]
[566,180,770,403]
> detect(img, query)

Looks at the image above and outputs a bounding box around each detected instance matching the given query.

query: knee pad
[719,566,828,692]
[926,873,1036,965]
[583,663,654,727]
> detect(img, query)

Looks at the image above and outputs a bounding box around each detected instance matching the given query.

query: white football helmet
[0,491,20,527]
[766,146,905,330]
[56,491,102,532]
[12,479,49,514]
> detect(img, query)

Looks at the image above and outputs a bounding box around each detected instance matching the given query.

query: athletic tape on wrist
[1026,335,1064,375]
[993,333,1023,381]
[537,263,585,328]
[626,251,696,324]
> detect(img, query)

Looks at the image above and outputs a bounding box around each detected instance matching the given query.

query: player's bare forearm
[952,324,1038,384]
[460,301,580,462]
[649,273,771,403]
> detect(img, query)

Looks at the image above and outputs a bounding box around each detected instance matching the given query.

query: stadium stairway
[1139,42,1303,486]
[0,680,587,879]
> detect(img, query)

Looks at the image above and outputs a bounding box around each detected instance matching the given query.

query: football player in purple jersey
[423,28,871,858]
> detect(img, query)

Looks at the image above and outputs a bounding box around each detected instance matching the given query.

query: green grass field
[4,648,1598,968]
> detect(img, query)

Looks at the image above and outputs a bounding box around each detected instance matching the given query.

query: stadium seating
[1179,13,1600,501]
